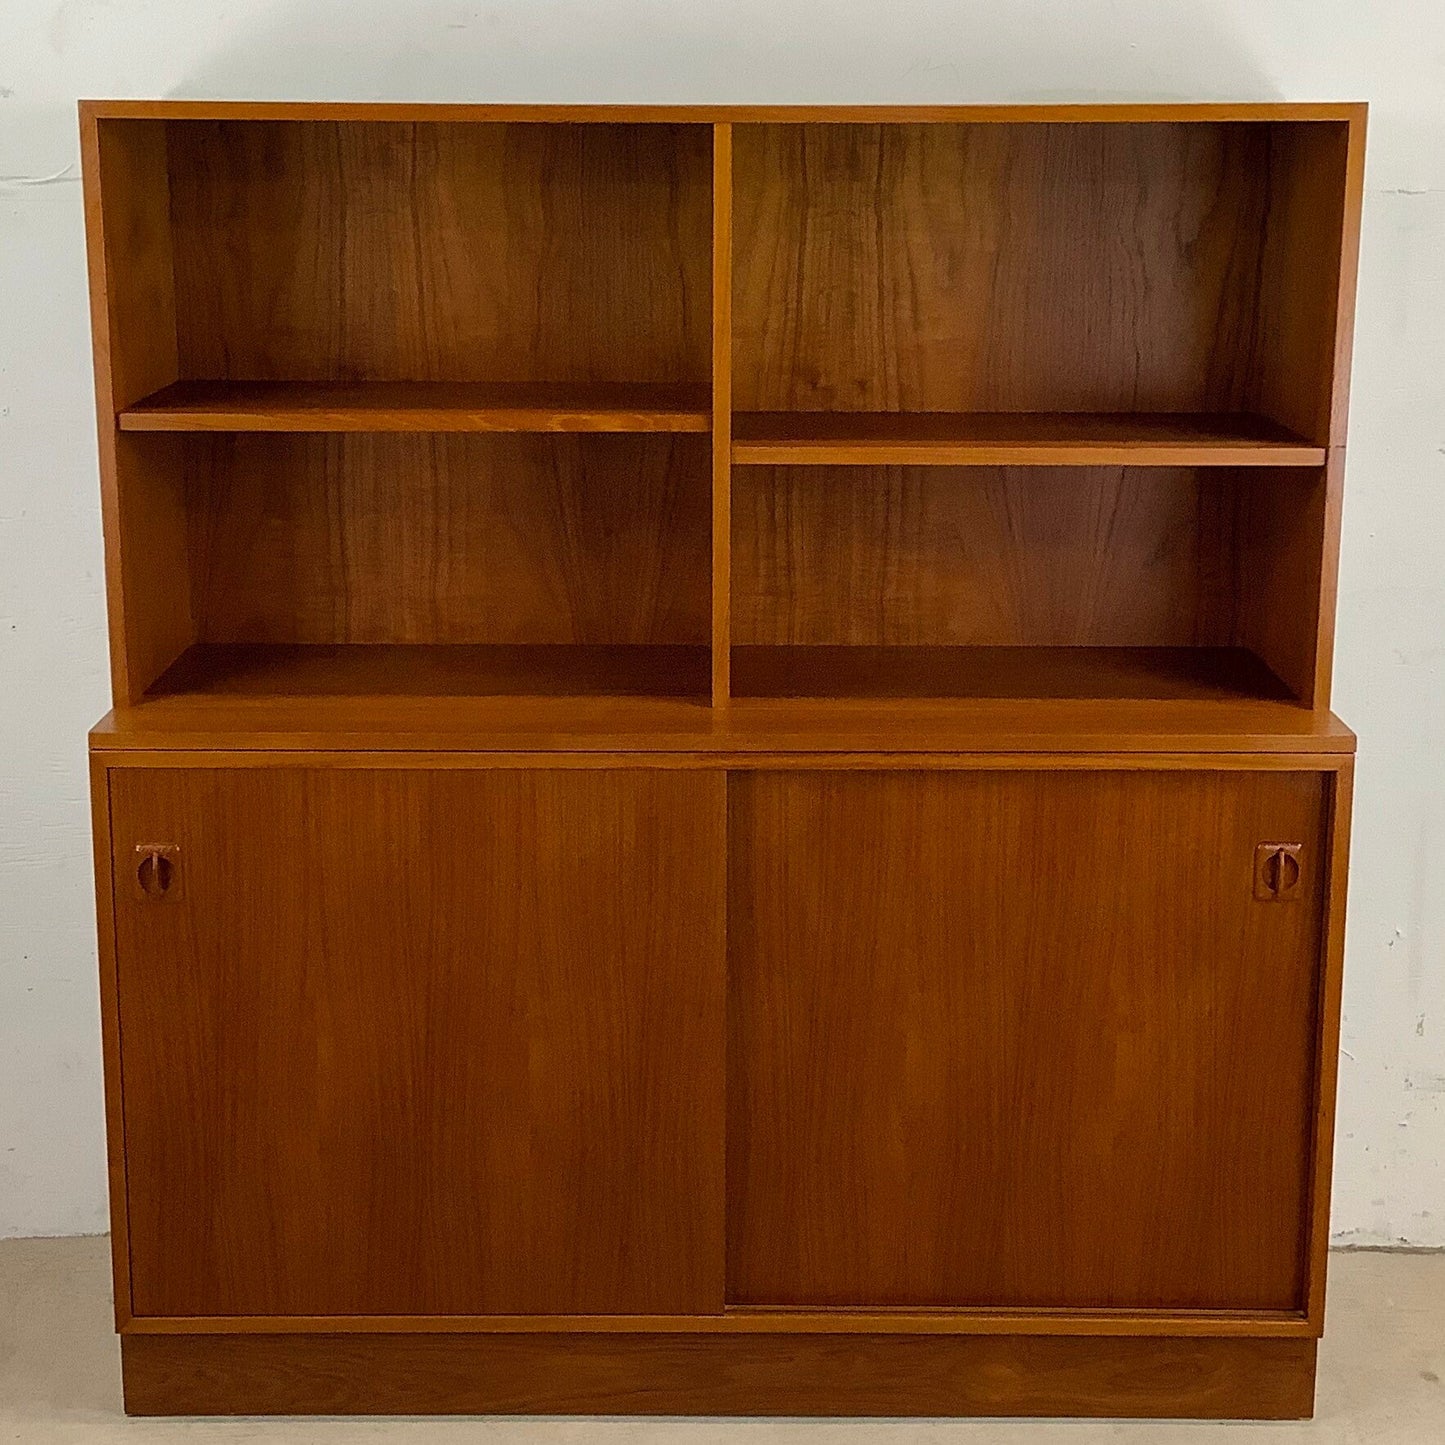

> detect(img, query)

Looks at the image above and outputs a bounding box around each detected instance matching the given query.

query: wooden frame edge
[78,99,1367,124]
[118,1331,1318,1418]
[710,122,733,706]
[121,1308,1313,1338]
[89,748,1357,771]
[79,109,135,706]
[89,756,132,1330]
[1303,757,1355,1328]
[1328,107,1369,450]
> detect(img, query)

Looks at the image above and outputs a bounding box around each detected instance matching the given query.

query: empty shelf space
[120,381,713,434]
[147,643,712,701]
[731,413,1326,467]
[731,646,1296,703]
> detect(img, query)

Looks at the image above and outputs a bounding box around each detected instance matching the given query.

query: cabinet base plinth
[121,1331,1317,1419]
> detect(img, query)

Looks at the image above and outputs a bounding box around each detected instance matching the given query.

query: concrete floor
[0,1238,1441,1442]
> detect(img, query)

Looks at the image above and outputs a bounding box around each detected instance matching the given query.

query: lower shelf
[120,1331,1317,1418]
[96,643,1350,755]
[732,645,1295,702]
[149,643,712,701]
[149,643,1292,705]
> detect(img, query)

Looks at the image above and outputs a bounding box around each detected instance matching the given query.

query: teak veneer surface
[119,1332,1318,1418]
[728,769,1327,1311]
[121,380,713,432]
[90,694,1356,755]
[731,411,1325,466]
[730,646,1292,700]
[731,123,1344,427]
[146,642,1290,704]
[734,465,1256,649]
[83,100,1366,122]
[181,432,711,648]
[165,120,713,388]
[111,766,726,1317]
[150,643,713,700]
[82,100,1364,1421]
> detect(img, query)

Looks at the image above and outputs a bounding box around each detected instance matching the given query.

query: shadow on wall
[168,0,1280,105]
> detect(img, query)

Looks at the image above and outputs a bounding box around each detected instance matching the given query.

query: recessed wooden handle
[1254,843,1303,902]
[136,844,180,900]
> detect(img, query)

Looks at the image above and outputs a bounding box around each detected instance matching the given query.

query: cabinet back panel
[734,465,1237,647]
[186,433,711,645]
[166,121,713,384]
[734,123,1313,416]
[728,768,1328,1311]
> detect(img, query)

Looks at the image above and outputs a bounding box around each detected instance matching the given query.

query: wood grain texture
[121,380,711,432]
[1249,122,1354,447]
[149,644,711,700]
[734,465,1241,648]
[731,412,1324,467]
[1308,448,1349,712]
[86,118,178,413]
[83,99,1366,123]
[166,121,711,386]
[119,1331,1317,1418]
[1305,763,1355,1327]
[731,646,1291,702]
[728,769,1327,1311]
[106,434,196,699]
[89,697,1357,755]
[82,118,186,703]
[711,123,734,705]
[120,1305,1311,1337]
[110,766,726,1317]
[89,759,132,1328]
[1326,118,1369,448]
[184,433,710,646]
[1236,465,1332,705]
[80,103,1363,1424]
[733,123,1271,414]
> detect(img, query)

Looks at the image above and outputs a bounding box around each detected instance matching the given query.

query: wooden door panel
[110,766,725,1318]
[727,769,1328,1311]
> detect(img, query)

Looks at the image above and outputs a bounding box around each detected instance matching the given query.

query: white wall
[1,0,1442,1244]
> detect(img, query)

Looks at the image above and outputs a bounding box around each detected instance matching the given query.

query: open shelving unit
[84,104,1362,740]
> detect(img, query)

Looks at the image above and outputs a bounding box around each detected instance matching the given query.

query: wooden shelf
[731,413,1326,467]
[119,381,713,434]
[731,646,1296,703]
[147,643,712,701]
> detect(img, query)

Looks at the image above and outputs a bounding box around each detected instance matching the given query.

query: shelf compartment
[121,381,712,434]
[733,121,1352,450]
[159,120,713,395]
[731,413,1325,467]
[148,643,712,701]
[731,646,1295,704]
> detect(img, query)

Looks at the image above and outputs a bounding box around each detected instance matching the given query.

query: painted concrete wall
[1,0,1441,1243]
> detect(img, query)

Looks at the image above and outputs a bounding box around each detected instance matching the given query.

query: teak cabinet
[81,101,1364,1419]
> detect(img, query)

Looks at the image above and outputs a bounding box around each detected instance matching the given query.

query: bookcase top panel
[80,100,1367,126]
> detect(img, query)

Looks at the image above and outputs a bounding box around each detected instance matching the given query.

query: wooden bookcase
[82,102,1365,1419]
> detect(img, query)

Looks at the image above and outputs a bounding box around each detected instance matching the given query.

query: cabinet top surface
[79,100,1368,125]
[89,699,1357,758]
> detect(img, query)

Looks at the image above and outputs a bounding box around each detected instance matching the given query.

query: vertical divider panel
[711,123,734,707]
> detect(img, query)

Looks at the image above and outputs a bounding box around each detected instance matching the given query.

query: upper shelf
[119,380,713,434]
[730,413,1327,468]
